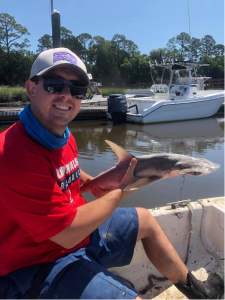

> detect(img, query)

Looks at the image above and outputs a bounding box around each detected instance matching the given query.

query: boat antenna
[187,0,193,61]
[187,0,192,39]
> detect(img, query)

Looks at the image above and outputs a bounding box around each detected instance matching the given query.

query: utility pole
[51,0,61,48]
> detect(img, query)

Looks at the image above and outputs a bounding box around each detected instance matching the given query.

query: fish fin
[124,176,162,191]
[105,140,134,164]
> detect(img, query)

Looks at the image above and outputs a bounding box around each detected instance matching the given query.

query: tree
[92,45,120,84]
[0,13,30,55]
[199,55,224,79]
[176,32,191,61]
[189,37,201,61]
[60,27,72,40]
[56,27,83,57]
[120,54,151,84]
[149,48,167,62]
[76,33,92,63]
[88,36,107,67]
[77,33,92,50]
[61,35,83,57]
[37,34,52,53]
[214,44,224,57]
[123,39,139,56]
[0,49,35,85]
[111,34,138,69]
[200,35,216,57]
[166,37,179,60]
[89,36,107,48]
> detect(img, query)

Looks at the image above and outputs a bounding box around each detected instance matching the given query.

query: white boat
[81,94,107,107]
[81,74,107,107]
[125,62,224,124]
[125,88,155,98]
[110,196,224,299]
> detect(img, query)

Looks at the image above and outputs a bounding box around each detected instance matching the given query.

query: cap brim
[34,63,90,86]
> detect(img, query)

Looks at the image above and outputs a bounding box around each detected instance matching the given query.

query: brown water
[69,117,224,208]
[1,117,224,208]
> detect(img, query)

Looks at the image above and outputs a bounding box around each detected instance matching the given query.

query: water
[69,117,224,208]
[0,117,224,209]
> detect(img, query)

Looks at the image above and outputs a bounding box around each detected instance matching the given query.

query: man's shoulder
[0,121,28,140]
[0,121,46,159]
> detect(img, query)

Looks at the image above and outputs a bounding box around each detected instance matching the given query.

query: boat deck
[110,197,224,299]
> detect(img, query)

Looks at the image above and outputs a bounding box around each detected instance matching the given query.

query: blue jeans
[0,208,139,299]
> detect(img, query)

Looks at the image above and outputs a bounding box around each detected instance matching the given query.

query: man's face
[27,67,83,137]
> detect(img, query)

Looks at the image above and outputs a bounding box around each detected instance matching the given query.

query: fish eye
[193,171,200,176]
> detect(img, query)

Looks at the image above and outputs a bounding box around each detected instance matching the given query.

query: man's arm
[49,159,137,249]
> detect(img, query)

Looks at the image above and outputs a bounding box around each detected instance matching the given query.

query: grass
[0,86,29,106]
[98,88,126,97]
[0,86,127,106]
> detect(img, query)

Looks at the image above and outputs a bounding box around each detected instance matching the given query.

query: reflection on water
[1,117,223,208]
[70,117,224,208]
[71,117,224,157]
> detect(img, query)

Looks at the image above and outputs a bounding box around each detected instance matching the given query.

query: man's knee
[136,207,156,241]
[135,296,145,300]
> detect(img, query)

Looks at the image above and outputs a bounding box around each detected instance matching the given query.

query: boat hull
[126,93,224,124]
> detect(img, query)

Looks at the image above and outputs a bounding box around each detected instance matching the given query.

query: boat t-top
[124,61,224,124]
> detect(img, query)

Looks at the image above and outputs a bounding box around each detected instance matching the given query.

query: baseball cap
[29,48,89,86]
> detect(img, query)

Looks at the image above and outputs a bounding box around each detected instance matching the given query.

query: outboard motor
[107,94,127,124]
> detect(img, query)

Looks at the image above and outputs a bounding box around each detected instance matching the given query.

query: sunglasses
[40,76,88,99]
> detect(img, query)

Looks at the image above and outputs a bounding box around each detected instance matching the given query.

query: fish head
[175,157,220,176]
[135,154,220,179]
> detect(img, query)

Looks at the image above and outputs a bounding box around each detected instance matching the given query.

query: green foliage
[77,33,92,50]
[0,86,28,103]
[99,88,126,96]
[200,35,216,57]
[213,44,224,57]
[0,13,30,54]
[199,55,224,79]
[189,37,201,61]
[149,48,167,62]
[37,34,52,53]
[120,54,151,84]
[0,13,224,87]
[176,32,191,61]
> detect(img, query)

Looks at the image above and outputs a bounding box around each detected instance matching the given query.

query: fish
[80,140,220,193]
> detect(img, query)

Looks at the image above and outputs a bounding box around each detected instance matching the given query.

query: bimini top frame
[149,60,211,92]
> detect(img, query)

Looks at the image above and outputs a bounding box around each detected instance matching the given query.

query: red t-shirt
[0,121,89,276]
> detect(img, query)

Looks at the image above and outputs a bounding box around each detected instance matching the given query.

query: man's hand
[91,186,111,198]
[81,178,111,198]
[80,159,137,199]
[117,158,137,199]
[92,158,138,198]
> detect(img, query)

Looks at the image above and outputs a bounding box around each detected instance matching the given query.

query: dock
[0,103,223,125]
[0,106,108,125]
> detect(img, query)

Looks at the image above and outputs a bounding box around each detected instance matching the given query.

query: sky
[1,0,224,55]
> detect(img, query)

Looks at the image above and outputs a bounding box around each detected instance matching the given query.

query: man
[0,47,223,299]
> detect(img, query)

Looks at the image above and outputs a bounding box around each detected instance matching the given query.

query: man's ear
[26,80,36,101]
